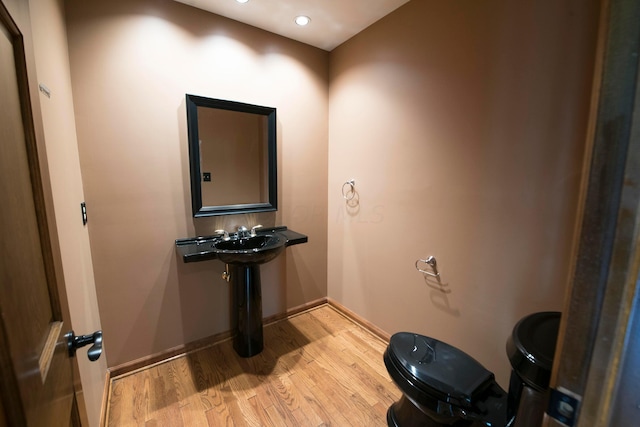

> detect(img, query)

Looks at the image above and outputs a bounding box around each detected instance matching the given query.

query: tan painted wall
[328,0,600,387]
[64,0,329,367]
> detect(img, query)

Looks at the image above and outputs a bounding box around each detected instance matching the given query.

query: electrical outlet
[547,387,581,426]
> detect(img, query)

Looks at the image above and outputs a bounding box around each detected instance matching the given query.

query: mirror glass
[186,94,277,217]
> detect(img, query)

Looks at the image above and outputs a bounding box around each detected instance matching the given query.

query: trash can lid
[389,332,494,407]
[506,311,561,391]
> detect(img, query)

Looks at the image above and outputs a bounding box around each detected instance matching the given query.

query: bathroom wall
[64,0,329,368]
[328,0,600,386]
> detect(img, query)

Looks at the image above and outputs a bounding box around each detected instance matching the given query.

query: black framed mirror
[186,94,277,217]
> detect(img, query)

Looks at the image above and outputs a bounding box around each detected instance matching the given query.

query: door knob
[65,330,103,362]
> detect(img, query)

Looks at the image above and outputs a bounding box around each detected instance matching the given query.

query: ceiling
[173,0,411,51]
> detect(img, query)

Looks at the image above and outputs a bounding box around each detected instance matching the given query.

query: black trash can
[506,311,561,427]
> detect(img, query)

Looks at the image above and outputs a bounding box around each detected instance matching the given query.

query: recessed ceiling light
[295,15,311,26]
[236,0,249,4]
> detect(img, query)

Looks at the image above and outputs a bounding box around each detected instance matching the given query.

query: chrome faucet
[237,226,250,239]
[214,229,230,240]
[250,224,263,237]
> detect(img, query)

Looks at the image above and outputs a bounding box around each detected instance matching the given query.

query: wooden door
[0,1,77,426]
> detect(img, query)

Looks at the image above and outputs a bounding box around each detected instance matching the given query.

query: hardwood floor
[105,305,401,426]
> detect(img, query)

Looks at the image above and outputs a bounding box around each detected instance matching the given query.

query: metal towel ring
[415,256,450,293]
[342,179,356,200]
[415,256,440,277]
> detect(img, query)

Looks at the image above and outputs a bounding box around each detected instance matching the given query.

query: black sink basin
[211,233,285,265]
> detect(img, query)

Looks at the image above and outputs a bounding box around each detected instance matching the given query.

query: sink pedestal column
[230,265,263,357]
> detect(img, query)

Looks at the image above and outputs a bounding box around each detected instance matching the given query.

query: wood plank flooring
[105,305,401,426]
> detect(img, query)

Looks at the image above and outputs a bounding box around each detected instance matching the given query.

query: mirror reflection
[186,95,277,217]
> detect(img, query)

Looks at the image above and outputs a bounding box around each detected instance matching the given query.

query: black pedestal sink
[211,233,285,357]
[175,227,308,358]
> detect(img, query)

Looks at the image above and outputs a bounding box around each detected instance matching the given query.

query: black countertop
[175,226,308,263]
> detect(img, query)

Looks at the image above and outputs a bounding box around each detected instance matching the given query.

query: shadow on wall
[175,253,232,344]
[421,277,461,318]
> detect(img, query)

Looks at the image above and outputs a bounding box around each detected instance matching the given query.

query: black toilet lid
[388,332,494,406]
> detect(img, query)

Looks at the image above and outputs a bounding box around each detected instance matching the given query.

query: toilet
[384,312,560,427]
